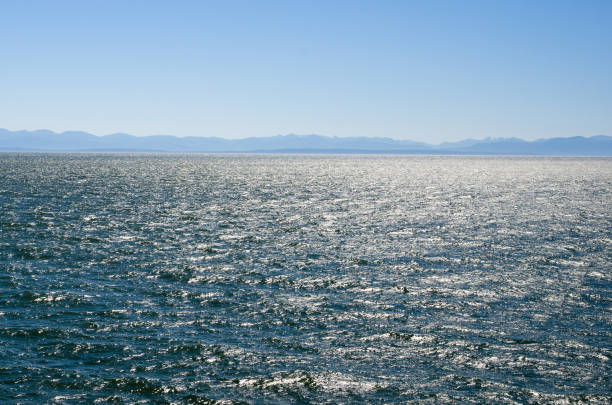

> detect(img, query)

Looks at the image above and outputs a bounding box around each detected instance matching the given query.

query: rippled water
[0,154,610,404]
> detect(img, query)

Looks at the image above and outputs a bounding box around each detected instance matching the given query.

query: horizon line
[1,127,609,146]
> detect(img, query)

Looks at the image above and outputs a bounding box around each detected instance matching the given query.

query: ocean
[0,154,610,403]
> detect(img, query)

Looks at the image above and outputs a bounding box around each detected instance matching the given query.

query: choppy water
[0,154,610,404]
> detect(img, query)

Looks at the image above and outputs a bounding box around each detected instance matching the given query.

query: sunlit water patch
[0,154,610,403]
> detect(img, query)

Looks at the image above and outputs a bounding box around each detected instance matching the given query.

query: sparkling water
[1,154,610,403]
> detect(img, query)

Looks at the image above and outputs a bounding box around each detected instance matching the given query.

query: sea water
[0,154,610,403]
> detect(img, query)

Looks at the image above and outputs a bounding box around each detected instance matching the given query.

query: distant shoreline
[1,129,611,156]
[2,150,611,158]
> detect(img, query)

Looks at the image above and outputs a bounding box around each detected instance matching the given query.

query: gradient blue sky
[1,0,610,142]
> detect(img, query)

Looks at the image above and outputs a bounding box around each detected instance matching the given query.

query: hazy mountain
[434,138,484,149]
[0,129,610,155]
[0,130,430,153]
[457,135,612,155]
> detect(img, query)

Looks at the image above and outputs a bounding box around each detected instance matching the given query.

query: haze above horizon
[1,0,610,143]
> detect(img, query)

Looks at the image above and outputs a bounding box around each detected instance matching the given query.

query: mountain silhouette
[1,129,610,155]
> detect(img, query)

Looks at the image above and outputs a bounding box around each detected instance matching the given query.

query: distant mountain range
[1,128,611,156]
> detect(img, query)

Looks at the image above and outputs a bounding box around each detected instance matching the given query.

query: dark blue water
[0,154,610,404]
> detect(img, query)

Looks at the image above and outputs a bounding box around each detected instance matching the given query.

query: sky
[1,0,610,143]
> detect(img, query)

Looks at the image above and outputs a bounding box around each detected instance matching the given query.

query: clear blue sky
[1,0,610,142]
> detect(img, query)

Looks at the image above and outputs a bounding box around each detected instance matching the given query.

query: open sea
[0,154,610,404]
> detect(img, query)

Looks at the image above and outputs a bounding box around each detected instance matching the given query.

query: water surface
[0,154,610,403]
